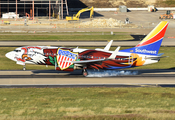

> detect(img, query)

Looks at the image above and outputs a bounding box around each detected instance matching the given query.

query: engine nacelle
[74,65,82,70]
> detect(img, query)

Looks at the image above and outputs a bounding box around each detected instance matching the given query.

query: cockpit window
[14,50,21,52]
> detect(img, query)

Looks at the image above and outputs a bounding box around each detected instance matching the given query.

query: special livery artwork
[6,21,169,76]
[57,48,78,70]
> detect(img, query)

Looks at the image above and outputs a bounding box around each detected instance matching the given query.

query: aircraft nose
[5,51,15,61]
[5,52,11,59]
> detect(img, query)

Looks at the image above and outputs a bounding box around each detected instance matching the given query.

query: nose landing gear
[23,64,26,71]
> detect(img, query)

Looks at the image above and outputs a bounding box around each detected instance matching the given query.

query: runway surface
[0,38,175,47]
[0,69,175,88]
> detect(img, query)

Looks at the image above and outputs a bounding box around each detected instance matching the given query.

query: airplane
[5,21,168,76]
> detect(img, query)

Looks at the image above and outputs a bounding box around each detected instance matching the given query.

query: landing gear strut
[23,64,26,71]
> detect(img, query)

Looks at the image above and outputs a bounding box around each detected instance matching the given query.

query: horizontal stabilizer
[145,53,168,59]
[145,56,168,60]
[157,53,164,56]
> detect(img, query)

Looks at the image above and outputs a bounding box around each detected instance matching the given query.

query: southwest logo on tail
[5,21,169,76]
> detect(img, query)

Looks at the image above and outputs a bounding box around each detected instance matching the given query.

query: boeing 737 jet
[6,21,169,76]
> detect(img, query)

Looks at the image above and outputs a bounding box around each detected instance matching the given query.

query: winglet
[108,46,120,59]
[104,40,113,51]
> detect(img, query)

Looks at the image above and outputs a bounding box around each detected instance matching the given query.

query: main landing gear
[83,69,88,77]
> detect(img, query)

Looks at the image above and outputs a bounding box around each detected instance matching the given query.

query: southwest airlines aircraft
[6,21,168,76]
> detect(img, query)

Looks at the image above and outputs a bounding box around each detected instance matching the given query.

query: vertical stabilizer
[121,21,169,55]
[136,21,168,47]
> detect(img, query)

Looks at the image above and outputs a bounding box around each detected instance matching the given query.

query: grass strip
[0,87,175,119]
[0,47,175,70]
[0,32,128,35]
[0,32,132,41]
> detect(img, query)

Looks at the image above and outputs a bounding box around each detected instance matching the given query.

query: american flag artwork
[57,48,78,70]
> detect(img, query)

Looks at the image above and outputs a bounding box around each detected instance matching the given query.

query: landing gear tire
[23,67,26,71]
[23,65,26,71]
[83,70,88,77]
